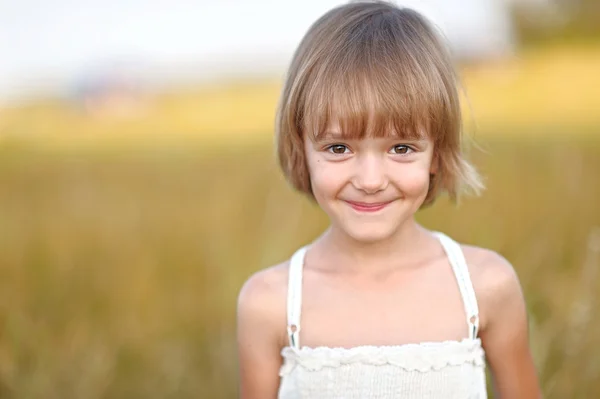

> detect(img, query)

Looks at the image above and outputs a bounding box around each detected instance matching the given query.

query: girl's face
[304,125,436,243]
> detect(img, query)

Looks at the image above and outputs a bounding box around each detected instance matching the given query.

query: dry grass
[0,45,599,398]
[0,135,598,398]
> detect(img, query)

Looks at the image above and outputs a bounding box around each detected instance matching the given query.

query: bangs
[299,8,457,143]
[304,69,430,142]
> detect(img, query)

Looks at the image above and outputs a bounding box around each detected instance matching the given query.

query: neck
[312,219,433,274]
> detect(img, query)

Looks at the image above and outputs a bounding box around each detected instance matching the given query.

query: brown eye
[327,144,349,154]
[390,145,412,155]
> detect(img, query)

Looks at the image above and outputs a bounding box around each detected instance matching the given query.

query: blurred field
[0,45,599,398]
[1,44,599,144]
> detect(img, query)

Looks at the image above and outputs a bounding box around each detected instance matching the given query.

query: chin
[339,220,401,244]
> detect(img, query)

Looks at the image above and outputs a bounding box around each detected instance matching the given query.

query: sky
[0,0,514,104]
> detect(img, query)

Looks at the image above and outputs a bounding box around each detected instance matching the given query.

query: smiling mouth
[344,200,393,212]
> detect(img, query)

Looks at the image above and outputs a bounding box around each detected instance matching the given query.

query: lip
[344,200,393,212]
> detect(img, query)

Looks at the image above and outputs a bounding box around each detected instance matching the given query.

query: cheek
[308,160,345,197]
[305,150,349,202]
[392,165,431,195]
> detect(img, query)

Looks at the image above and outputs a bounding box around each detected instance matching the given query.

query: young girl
[237,1,541,398]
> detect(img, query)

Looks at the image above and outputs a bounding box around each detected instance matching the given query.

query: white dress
[278,232,488,398]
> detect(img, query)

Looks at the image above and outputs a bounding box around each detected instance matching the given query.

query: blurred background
[0,0,599,398]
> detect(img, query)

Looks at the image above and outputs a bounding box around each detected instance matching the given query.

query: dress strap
[432,232,480,339]
[286,246,307,349]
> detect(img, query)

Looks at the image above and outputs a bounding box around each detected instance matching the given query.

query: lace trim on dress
[279,338,485,375]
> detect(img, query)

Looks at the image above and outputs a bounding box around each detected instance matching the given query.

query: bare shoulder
[238,261,289,303]
[460,244,520,292]
[237,261,290,345]
[237,262,291,398]
[459,244,525,329]
[458,243,541,396]
[459,244,542,396]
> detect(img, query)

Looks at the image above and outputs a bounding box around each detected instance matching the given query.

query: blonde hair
[275,0,483,207]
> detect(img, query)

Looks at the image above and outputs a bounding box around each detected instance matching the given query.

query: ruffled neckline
[280,338,485,375]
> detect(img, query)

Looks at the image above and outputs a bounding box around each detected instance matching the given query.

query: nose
[352,154,388,194]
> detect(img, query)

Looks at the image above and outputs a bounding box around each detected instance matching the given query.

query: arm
[479,254,542,398]
[237,268,286,399]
